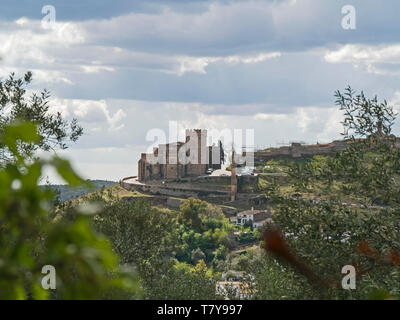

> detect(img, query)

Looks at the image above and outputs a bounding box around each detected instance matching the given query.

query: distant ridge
[42,180,117,203]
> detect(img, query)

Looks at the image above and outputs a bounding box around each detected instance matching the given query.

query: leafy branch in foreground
[256,87,400,299]
[0,72,83,165]
[335,86,397,139]
[0,122,140,299]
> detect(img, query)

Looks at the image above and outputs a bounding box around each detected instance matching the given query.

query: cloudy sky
[1,0,400,182]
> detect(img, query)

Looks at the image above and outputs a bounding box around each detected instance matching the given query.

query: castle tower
[138,153,147,181]
[230,149,238,201]
[185,129,207,176]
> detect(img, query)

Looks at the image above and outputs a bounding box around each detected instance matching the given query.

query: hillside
[43,180,118,203]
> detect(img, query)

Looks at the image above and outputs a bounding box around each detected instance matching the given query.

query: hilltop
[43,179,118,202]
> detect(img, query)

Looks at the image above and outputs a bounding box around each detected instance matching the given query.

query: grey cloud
[79,0,400,56]
[50,49,397,111]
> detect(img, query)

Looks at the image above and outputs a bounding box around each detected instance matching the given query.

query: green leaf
[52,157,89,187]
[2,122,39,155]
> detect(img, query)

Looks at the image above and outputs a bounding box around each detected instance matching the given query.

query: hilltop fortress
[138,129,224,182]
[120,124,400,211]
[121,129,259,203]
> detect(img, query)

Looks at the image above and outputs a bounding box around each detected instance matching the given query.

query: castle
[120,123,398,206]
[138,129,225,182]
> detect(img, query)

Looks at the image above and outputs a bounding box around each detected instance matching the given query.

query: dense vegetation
[0,72,137,299]
[252,87,400,299]
[56,192,260,299]
[0,122,139,299]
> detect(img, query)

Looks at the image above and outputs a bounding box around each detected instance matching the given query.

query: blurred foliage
[0,122,140,299]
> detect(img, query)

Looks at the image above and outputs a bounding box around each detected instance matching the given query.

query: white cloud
[325,44,400,75]
[81,65,115,74]
[15,17,29,26]
[2,19,85,63]
[31,69,75,85]
[176,51,281,75]
[50,98,126,132]
[226,52,281,64]
[177,57,212,75]
[295,106,343,141]
[325,44,400,64]
[253,113,288,121]
[390,91,400,113]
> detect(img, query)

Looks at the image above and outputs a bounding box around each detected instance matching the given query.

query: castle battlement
[138,129,224,182]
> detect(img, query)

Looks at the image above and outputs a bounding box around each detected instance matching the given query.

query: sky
[1,0,400,182]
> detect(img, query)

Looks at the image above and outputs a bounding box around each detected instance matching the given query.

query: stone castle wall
[254,140,348,163]
[121,173,258,201]
[138,129,223,182]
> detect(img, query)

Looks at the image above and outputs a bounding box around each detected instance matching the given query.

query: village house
[230,208,272,228]
[216,281,252,300]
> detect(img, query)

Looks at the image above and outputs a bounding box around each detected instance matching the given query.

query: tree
[191,248,206,264]
[0,122,139,299]
[0,72,83,165]
[246,253,316,300]
[89,197,179,298]
[261,87,400,299]
[179,198,207,231]
[156,260,216,300]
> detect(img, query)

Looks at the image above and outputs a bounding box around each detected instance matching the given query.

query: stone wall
[186,163,207,176]
[255,140,348,164]
[238,175,259,192]
[121,179,231,200]
[138,129,224,182]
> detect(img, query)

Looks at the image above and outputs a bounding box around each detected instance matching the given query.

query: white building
[216,281,252,300]
[230,208,272,228]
